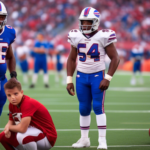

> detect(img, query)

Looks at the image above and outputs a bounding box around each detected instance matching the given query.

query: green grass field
[0,70,150,150]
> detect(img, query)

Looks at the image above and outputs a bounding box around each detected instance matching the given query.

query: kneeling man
[0,78,57,150]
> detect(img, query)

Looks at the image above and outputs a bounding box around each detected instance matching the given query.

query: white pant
[16,126,51,150]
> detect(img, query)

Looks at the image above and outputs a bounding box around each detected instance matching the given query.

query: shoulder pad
[99,29,117,47]
[99,29,116,38]
[5,25,16,35]
[68,29,81,38]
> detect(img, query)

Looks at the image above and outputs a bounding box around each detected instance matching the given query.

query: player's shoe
[45,84,49,88]
[97,137,107,149]
[130,78,136,85]
[29,84,35,88]
[72,138,90,148]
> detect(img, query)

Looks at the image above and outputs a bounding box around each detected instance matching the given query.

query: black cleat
[29,84,35,88]
[45,84,49,88]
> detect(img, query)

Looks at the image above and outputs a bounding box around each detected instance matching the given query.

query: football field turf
[0,70,150,150]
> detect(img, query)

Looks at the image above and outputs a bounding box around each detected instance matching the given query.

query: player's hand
[99,79,110,91]
[4,127,11,138]
[66,83,75,96]
[5,131,11,138]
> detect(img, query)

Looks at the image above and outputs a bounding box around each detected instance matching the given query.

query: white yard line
[3,102,150,106]
[4,102,150,105]
[22,87,150,92]
[0,128,148,131]
[109,87,150,92]
[4,102,150,106]
[2,110,150,113]
[54,145,150,148]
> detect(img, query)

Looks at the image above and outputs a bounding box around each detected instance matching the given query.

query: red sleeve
[9,104,13,121]
[21,99,38,118]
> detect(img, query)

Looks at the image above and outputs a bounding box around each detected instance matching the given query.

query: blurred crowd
[1,0,150,69]
[2,0,150,49]
[91,0,150,43]
[2,0,85,43]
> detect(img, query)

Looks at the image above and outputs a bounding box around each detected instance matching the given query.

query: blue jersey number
[78,43,100,62]
[0,43,8,64]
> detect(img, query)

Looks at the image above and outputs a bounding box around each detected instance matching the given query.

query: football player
[16,41,30,84]
[30,34,49,88]
[55,44,66,85]
[0,2,17,116]
[0,78,57,150]
[130,44,144,85]
[67,7,120,149]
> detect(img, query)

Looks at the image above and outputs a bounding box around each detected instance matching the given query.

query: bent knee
[93,104,104,115]
[17,133,24,145]
[79,105,91,116]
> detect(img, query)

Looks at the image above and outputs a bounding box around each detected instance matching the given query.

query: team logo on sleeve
[12,113,22,125]
[94,10,100,18]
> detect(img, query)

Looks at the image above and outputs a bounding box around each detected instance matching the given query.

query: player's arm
[4,120,14,138]
[34,47,46,53]
[66,45,77,96]
[99,43,120,91]
[4,120,14,132]
[6,44,17,78]
[9,117,31,133]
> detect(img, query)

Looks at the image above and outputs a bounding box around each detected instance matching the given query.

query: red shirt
[9,95,57,147]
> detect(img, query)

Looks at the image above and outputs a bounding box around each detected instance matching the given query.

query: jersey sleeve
[21,99,38,118]
[6,25,16,44]
[100,29,117,47]
[68,29,80,48]
[34,41,40,48]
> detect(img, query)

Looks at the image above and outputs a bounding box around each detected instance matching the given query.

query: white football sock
[32,74,38,84]
[23,73,28,84]
[80,115,91,138]
[96,114,106,138]
[55,72,60,82]
[44,74,49,84]
[61,70,66,85]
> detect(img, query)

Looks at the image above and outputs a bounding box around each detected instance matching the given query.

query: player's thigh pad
[17,126,45,145]
[20,60,28,73]
[133,61,141,72]
[91,71,105,115]
[34,58,40,73]
[42,57,47,74]
[76,72,92,116]
[0,78,7,115]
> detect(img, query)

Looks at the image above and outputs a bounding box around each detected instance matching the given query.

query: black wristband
[10,71,17,78]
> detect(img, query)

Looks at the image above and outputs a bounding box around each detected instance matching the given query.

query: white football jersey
[16,45,29,58]
[68,29,117,73]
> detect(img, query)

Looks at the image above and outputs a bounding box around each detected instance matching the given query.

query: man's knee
[79,104,91,116]
[17,133,24,145]
[93,103,103,115]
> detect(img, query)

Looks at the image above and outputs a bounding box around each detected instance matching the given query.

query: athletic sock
[32,74,38,84]
[96,114,106,138]
[80,115,91,138]
[23,73,28,84]
[44,74,48,84]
